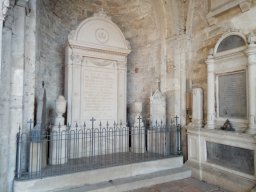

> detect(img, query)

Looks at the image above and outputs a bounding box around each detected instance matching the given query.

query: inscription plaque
[218,72,247,119]
[83,65,116,123]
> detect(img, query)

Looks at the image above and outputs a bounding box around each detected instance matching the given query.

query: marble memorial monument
[65,10,130,157]
[147,82,169,154]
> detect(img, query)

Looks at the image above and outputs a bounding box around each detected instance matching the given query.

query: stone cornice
[206,0,252,26]
[67,40,131,57]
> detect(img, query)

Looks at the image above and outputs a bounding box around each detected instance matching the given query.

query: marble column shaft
[246,43,256,133]
[192,87,203,128]
[206,54,215,129]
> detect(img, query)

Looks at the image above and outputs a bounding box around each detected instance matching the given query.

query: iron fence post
[15,126,22,179]
[177,124,182,155]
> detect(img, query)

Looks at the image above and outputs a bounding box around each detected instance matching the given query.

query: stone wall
[186,0,256,122]
[36,0,171,124]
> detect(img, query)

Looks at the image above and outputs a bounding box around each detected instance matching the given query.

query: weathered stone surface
[2,0,256,191]
[36,0,168,124]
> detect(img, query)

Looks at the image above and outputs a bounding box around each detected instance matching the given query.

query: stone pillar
[0,25,12,192]
[0,0,9,79]
[192,87,203,128]
[8,1,26,191]
[246,42,256,134]
[180,47,187,126]
[0,2,11,190]
[23,0,36,125]
[50,96,68,165]
[205,53,215,129]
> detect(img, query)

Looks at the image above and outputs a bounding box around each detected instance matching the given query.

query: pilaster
[8,2,26,191]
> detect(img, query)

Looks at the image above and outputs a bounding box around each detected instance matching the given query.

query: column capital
[206,54,214,62]
[246,44,256,65]
[246,43,256,55]
[0,0,9,21]
[205,48,214,64]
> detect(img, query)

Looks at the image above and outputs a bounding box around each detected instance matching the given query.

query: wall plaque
[83,61,116,124]
[207,141,254,175]
[218,72,247,119]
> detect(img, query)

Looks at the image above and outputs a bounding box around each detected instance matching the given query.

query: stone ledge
[185,160,255,192]
[57,166,191,192]
[14,156,184,192]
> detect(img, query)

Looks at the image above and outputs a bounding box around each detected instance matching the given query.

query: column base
[192,119,203,129]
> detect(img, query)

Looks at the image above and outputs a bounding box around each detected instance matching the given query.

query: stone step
[58,166,192,192]
[14,156,187,192]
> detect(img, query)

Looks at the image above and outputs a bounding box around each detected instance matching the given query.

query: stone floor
[131,178,229,192]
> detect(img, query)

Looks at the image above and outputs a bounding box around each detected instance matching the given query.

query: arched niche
[205,32,256,132]
[65,10,131,126]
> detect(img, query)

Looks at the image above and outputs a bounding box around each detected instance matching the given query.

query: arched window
[217,35,246,53]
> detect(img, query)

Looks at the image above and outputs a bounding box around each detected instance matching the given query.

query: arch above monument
[68,10,130,52]
[65,10,131,128]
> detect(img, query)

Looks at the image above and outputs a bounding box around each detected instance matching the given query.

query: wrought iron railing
[15,117,182,180]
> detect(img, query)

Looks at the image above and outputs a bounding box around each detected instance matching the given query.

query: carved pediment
[68,10,130,51]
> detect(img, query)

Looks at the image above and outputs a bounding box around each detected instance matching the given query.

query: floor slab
[131,178,230,192]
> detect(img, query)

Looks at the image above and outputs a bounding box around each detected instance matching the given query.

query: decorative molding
[71,54,83,65]
[95,28,109,44]
[247,32,256,45]
[68,40,131,57]
[86,57,114,67]
[68,10,130,51]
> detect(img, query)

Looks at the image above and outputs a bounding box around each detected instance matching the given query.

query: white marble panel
[82,59,117,126]
[150,89,166,127]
